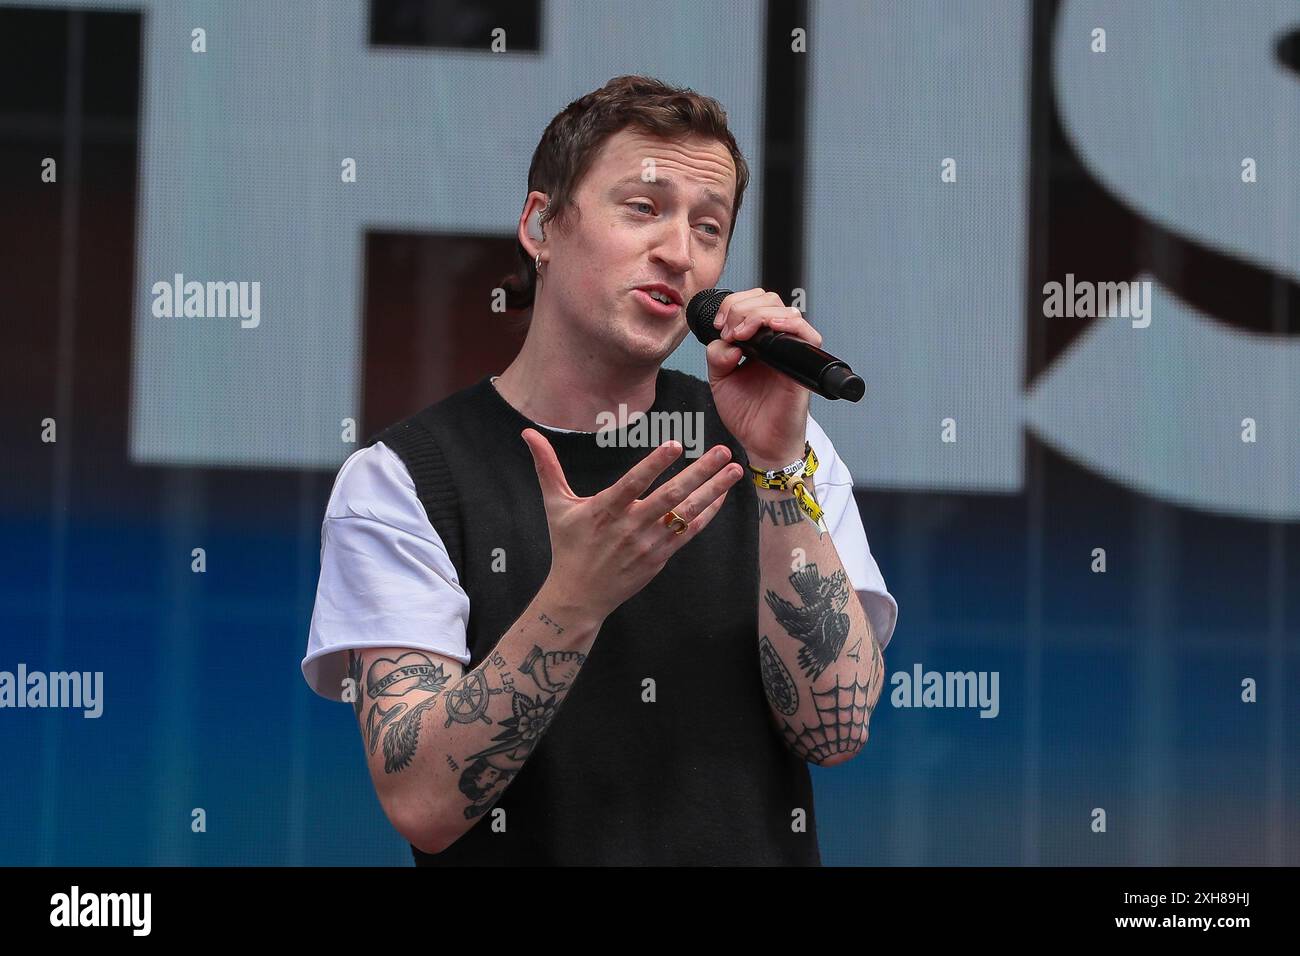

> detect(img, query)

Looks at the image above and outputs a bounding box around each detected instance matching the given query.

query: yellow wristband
[749,442,827,534]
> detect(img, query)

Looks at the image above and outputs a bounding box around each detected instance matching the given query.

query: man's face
[472,765,501,789]
[541,128,737,367]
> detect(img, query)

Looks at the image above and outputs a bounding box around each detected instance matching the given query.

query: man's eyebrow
[609,174,733,221]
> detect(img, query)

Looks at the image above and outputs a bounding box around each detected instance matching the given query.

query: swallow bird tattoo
[764,564,852,681]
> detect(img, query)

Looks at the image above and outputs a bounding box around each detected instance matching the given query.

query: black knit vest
[364,368,820,866]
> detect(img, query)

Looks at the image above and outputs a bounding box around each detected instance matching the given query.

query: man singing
[302,75,897,865]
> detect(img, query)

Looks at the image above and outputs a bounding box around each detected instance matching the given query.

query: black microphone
[685,289,866,402]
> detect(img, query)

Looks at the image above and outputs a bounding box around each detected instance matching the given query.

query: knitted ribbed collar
[475,367,689,468]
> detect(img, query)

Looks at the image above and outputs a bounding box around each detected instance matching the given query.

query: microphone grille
[685,288,731,344]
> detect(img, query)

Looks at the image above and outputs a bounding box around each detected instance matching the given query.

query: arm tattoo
[778,675,872,765]
[865,630,885,706]
[759,635,799,716]
[759,497,806,527]
[346,649,365,719]
[381,696,443,773]
[464,690,559,763]
[452,645,585,821]
[457,758,516,819]
[357,651,454,774]
[366,651,449,697]
[520,644,585,693]
[443,670,505,726]
[763,563,851,681]
[365,700,406,753]
[455,689,558,819]
[760,492,826,538]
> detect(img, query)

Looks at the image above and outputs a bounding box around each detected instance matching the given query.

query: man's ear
[519,191,551,253]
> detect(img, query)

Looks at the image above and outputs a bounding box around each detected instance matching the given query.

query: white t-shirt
[302,388,899,701]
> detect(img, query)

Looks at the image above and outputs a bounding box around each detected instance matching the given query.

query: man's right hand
[520,428,744,621]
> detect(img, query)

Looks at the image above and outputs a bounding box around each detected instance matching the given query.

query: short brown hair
[499,74,750,312]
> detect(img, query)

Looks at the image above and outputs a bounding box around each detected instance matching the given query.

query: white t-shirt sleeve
[805,415,899,650]
[301,441,472,702]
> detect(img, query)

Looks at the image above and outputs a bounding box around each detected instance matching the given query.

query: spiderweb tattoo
[779,676,872,764]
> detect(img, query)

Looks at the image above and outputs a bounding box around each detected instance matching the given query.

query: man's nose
[652,222,694,271]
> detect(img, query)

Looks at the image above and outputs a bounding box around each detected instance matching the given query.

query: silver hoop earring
[535,252,544,279]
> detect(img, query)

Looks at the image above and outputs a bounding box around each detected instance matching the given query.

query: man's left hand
[704,287,821,470]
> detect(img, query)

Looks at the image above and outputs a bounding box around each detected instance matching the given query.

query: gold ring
[663,510,690,535]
